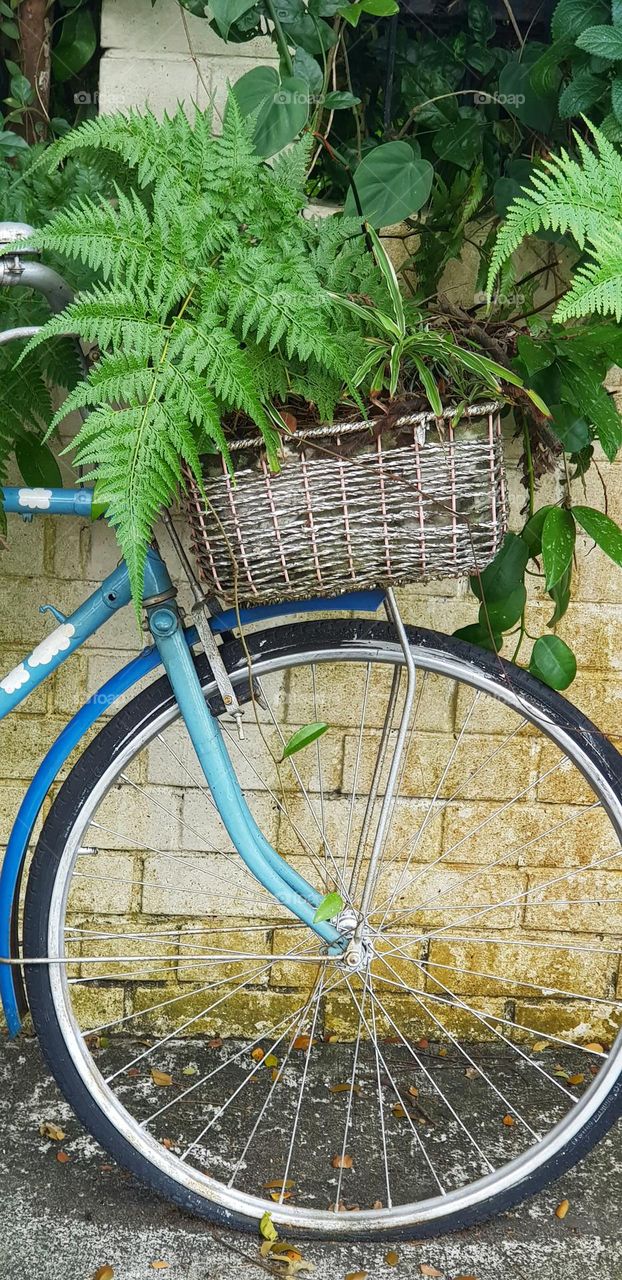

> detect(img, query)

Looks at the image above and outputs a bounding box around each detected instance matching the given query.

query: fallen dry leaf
[464,1067,478,1080]
[56,1150,71,1163]
[417,1038,429,1050]
[281,411,298,433]
[408,1085,419,1097]
[502,1114,515,1127]
[438,1047,448,1058]
[373,1199,383,1209]
[329,1083,362,1096]
[264,1053,278,1069]
[264,1178,295,1191]
[150,1264,169,1271]
[126,1068,141,1078]
[92,1268,114,1280]
[151,1069,173,1087]
[585,1042,605,1054]
[293,1034,311,1051]
[251,1047,265,1061]
[419,1266,442,1277]
[555,1199,570,1220]
[182,1064,198,1076]
[392,1103,406,1118]
[568,1073,584,1086]
[325,1032,338,1043]
[40,1122,65,1141]
[331,1154,353,1169]
[161,1138,174,1150]
[385,1251,399,1267]
[208,1037,223,1049]
[454,1275,479,1279]
[532,1040,549,1052]
[345,1272,368,1280]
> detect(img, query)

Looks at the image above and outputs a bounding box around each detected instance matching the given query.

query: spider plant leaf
[352,344,386,387]
[388,343,401,397]
[365,223,405,335]
[327,292,402,340]
[411,355,443,415]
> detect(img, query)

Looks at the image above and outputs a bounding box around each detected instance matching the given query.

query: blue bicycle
[1,224,621,1240]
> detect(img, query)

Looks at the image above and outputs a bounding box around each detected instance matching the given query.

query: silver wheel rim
[43,637,622,1235]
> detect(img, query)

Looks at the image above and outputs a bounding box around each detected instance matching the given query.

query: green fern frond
[23,93,391,607]
[488,120,622,298]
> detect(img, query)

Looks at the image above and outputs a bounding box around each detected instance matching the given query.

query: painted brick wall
[1,0,621,1042]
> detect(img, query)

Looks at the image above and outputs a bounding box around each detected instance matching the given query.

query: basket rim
[225,399,503,451]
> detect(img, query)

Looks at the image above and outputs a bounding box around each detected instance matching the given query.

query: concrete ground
[1,1033,621,1280]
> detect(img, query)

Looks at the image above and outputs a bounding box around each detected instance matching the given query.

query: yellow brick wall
[2,421,622,1045]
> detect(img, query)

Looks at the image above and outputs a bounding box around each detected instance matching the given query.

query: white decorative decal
[28,623,76,668]
[17,487,53,510]
[0,663,30,695]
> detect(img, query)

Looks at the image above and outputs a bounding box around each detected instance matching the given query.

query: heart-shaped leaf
[344,142,433,228]
[232,67,310,157]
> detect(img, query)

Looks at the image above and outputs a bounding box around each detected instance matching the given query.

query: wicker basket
[182,401,507,606]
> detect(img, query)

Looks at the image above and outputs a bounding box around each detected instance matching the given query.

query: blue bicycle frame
[0,484,385,1036]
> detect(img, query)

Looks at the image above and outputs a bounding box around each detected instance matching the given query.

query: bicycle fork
[147,586,417,962]
[147,599,345,950]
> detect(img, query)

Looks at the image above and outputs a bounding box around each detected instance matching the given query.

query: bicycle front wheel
[23,620,622,1239]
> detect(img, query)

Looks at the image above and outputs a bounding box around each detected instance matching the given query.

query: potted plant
[13,94,538,608]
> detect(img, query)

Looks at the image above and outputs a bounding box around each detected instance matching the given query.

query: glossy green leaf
[282,721,329,758]
[9,73,33,105]
[498,58,558,132]
[478,583,527,631]
[322,90,360,109]
[313,891,344,923]
[547,566,572,626]
[573,505,622,566]
[453,622,502,652]
[548,404,590,453]
[15,435,62,488]
[542,507,576,591]
[232,67,310,156]
[52,9,97,82]
[344,142,433,229]
[292,47,323,96]
[516,335,555,376]
[558,363,622,461]
[522,505,555,558]
[470,531,529,603]
[0,130,29,157]
[432,117,484,169]
[209,0,258,39]
[529,635,577,690]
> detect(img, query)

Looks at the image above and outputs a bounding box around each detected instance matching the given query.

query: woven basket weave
[182,401,507,606]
